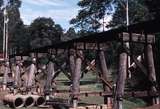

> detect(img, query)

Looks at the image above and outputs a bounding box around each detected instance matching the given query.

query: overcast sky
[20,0,79,31]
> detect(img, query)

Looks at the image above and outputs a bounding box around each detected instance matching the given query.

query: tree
[54,24,63,41]
[71,0,156,31]
[145,0,160,18]
[10,21,30,53]
[70,0,113,32]
[29,17,63,49]
[61,27,77,41]
[109,0,153,27]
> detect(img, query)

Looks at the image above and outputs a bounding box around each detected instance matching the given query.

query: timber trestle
[5,19,160,109]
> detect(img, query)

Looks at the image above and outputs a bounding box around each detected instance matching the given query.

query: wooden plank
[99,43,110,50]
[47,48,56,54]
[99,77,113,90]
[69,104,109,109]
[119,32,155,43]
[73,42,109,50]
[85,43,98,50]
[54,90,159,98]
[124,91,159,98]
[74,42,85,50]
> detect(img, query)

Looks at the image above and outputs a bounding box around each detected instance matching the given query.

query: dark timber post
[45,54,56,100]
[71,50,83,108]
[3,59,9,90]
[146,41,159,104]
[27,56,36,93]
[15,59,22,89]
[113,45,127,109]
[98,50,111,106]
[69,49,76,81]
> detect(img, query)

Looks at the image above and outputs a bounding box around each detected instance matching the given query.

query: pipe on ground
[3,94,24,108]
[22,95,35,108]
[31,95,45,106]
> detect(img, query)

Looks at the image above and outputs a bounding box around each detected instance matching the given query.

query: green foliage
[145,0,160,18]
[71,0,158,30]
[8,0,21,8]
[109,0,153,27]
[10,20,30,53]
[61,27,77,41]
[124,98,146,109]
[29,17,63,49]
[29,17,55,40]
[70,0,113,32]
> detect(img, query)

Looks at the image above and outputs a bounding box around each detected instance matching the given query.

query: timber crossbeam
[53,91,159,98]
[119,32,155,43]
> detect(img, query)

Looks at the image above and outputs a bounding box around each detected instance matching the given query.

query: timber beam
[73,42,109,50]
[53,91,159,98]
[119,32,155,43]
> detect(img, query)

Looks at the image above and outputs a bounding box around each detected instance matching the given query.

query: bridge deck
[10,18,160,56]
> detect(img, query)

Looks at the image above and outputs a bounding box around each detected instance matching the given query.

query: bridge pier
[98,50,112,107]
[71,50,83,108]
[113,45,127,109]
[146,42,159,104]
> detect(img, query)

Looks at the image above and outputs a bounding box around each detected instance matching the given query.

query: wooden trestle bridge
[1,18,160,109]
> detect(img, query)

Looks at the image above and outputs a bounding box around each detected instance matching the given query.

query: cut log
[113,47,127,109]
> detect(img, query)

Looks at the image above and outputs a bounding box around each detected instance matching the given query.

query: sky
[20,0,79,31]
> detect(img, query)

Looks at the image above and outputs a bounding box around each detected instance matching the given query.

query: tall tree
[61,27,77,41]
[70,0,113,32]
[109,0,153,27]
[71,0,156,31]
[145,0,160,18]
[29,17,63,49]
[10,21,30,53]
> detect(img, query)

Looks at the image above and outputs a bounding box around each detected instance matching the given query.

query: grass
[124,98,146,109]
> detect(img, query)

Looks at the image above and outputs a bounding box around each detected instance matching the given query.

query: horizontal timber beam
[119,32,155,43]
[73,42,109,50]
[52,91,159,98]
